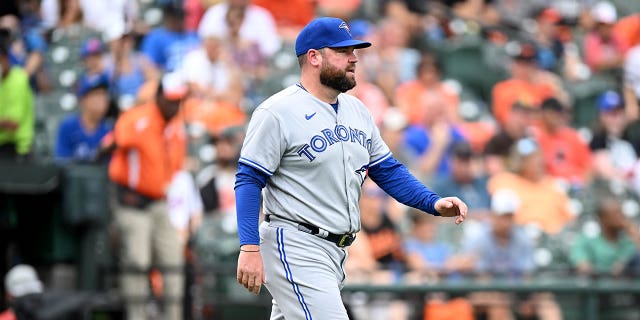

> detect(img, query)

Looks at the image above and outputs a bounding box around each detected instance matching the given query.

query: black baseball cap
[452,142,473,160]
[541,97,564,112]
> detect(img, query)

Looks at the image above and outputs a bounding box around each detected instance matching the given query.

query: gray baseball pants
[259,218,350,320]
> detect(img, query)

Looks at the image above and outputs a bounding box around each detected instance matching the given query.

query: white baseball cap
[491,189,520,215]
[591,1,617,24]
[161,72,188,100]
[4,264,44,298]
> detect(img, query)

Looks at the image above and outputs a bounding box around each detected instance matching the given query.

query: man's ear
[307,49,323,68]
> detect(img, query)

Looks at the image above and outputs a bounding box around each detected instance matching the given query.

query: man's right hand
[237,244,265,295]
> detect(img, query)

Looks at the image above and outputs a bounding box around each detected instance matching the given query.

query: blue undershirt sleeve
[368,156,441,216]
[235,162,269,246]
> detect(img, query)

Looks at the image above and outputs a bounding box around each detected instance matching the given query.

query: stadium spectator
[109,73,187,320]
[359,181,406,277]
[404,210,473,281]
[77,37,109,89]
[589,91,638,193]
[141,3,200,73]
[198,0,281,58]
[221,6,267,105]
[487,138,574,234]
[532,7,564,72]
[252,0,316,40]
[55,74,112,163]
[347,55,390,127]
[532,97,592,187]
[40,0,82,30]
[570,198,640,277]
[613,12,640,54]
[316,0,362,22]
[431,141,491,216]
[464,189,562,320]
[0,264,43,320]
[583,1,624,72]
[403,93,467,180]
[483,101,537,175]
[360,18,420,103]
[0,39,34,159]
[0,14,48,91]
[379,108,414,167]
[442,0,502,38]
[106,32,157,111]
[181,32,243,107]
[167,170,203,245]
[198,126,245,217]
[395,52,459,126]
[623,43,640,121]
[77,0,138,44]
[491,41,556,126]
[465,188,534,278]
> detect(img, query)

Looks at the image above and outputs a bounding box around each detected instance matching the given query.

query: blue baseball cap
[80,38,104,58]
[295,17,371,57]
[597,90,623,112]
[77,73,109,97]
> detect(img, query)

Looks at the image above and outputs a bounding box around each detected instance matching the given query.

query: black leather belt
[265,214,356,247]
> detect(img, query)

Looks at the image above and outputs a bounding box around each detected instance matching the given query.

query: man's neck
[299,74,339,104]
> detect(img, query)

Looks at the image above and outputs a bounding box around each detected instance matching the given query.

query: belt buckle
[337,234,355,247]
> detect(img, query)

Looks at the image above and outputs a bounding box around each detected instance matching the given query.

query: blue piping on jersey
[277,228,313,320]
[369,151,392,167]
[239,157,274,176]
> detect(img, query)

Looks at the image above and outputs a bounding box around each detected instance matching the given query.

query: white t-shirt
[167,171,204,230]
[625,45,640,99]
[181,48,232,92]
[197,3,281,57]
[78,0,138,41]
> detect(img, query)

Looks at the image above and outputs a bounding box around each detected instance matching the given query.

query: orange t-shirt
[109,103,186,199]
[532,127,592,184]
[614,14,640,54]
[253,0,315,29]
[182,97,246,136]
[491,78,554,126]
[394,80,459,125]
[488,172,574,234]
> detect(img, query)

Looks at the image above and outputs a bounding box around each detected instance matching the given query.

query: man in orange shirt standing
[109,73,187,320]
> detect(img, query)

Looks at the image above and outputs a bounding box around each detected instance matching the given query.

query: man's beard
[319,61,356,93]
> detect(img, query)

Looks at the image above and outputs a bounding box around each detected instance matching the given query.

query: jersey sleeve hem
[239,157,274,176]
[369,151,392,167]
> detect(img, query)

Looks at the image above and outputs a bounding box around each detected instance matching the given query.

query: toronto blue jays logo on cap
[295,17,371,56]
[338,21,352,36]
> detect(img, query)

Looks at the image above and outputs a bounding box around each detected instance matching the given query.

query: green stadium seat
[567,75,617,129]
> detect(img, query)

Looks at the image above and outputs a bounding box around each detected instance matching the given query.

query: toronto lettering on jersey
[296,125,371,161]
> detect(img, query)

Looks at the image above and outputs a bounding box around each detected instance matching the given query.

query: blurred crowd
[1,0,640,319]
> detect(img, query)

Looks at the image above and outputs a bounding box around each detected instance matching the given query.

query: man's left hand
[435,197,468,225]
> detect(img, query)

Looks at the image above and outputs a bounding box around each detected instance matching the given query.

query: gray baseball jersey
[239,84,392,235]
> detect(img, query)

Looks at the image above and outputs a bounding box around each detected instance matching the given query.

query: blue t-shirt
[404,237,453,270]
[106,55,146,97]
[55,113,113,162]
[141,27,200,72]
[8,29,47,67]
[403,124,467,176]
[464,224,535,278]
